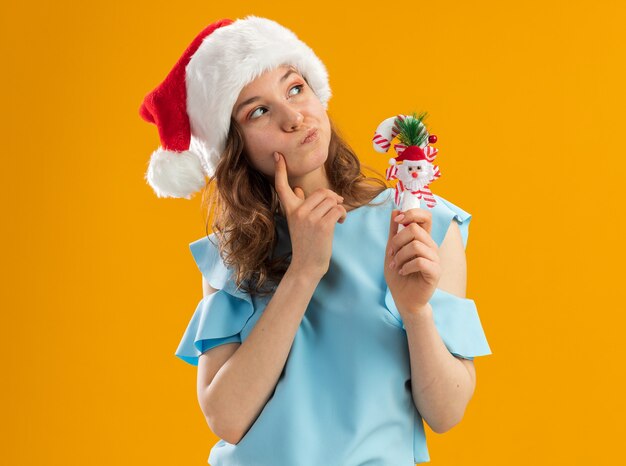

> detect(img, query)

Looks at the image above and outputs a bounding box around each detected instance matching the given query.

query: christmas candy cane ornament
[372,112,441,232]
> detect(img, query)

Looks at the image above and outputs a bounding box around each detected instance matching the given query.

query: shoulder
[437,220,467,298]
[344,186,393,212]
[430,194,472,298]
[188,233,251,301]
[189,234,228,286]
[429,194,472,249]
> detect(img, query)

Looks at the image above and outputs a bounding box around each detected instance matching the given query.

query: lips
[301,128,319,145]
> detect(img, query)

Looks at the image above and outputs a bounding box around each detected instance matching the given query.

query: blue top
[175,187,492,465]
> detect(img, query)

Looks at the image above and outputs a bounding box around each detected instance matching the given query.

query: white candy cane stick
[397,190,421,233]
[372,114,429,154]
[372,114,407,154]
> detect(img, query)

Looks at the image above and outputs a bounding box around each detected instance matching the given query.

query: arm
[196,278,240,443]
[197,266,321,444]
[402,220,477,434]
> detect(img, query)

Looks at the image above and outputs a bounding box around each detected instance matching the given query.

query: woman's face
[231,64,331,180]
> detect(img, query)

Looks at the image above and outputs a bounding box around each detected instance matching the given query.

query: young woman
[140,15,491,465]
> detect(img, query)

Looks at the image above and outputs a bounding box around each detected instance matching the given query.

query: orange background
[2,0,624,464]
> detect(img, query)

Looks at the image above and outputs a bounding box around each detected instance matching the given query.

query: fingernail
[389,260,396,269]
[274,152,279,162]
[394,213,405,222]
[388,248,394,257]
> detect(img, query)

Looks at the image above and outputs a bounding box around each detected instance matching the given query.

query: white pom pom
[145,147,207,199]
[388,158,397,166]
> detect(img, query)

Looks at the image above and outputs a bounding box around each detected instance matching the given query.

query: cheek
[317,103,330,126]
[243,129,273,159]
[242,131,279,175]
[323,114,331,137]
[244,150,274,178]
[244,128,268,148]
[304,97,328,122]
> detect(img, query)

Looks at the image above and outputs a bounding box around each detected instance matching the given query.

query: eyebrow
[234,68,300,118]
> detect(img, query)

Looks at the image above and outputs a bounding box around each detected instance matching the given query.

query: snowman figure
[372,113,441,231]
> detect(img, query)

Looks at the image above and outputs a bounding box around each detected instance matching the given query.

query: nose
[279,105,304,131]
[412,172,418,178]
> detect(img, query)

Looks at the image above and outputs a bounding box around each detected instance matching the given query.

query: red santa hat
[390,145,432,164]
[139,15,332,199]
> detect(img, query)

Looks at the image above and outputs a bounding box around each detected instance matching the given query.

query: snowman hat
[139,15,332,199]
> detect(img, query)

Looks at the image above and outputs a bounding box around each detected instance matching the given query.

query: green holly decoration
[395,111,429,148]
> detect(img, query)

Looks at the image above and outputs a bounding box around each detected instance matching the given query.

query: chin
[309,145,330,169]
[287,150,327,177]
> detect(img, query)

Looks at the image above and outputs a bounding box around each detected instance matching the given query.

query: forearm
[205,266,320,443]
[402,303,475,433]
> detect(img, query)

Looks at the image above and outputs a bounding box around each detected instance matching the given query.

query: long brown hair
[200,115,389,297]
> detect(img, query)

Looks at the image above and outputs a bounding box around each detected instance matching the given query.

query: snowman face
[397,161,435,188]
[406,162,425,176]
[401,161,427,179]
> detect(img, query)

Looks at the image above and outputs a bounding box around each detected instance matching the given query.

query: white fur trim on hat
[145,147,207,199]
[185,15,332,178]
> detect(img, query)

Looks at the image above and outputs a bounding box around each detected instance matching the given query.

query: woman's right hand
[273,151,347,279]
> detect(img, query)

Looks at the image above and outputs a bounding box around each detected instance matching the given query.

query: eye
[249,106,268,120]
[289,84,304,96]
[248,84,304,120]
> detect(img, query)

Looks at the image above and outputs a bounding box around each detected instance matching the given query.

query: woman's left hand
[385,208,441,314]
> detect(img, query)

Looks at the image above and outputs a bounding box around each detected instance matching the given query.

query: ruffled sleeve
[383,194,491,360]
[429,194,472,249]
[175,235,255,366]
